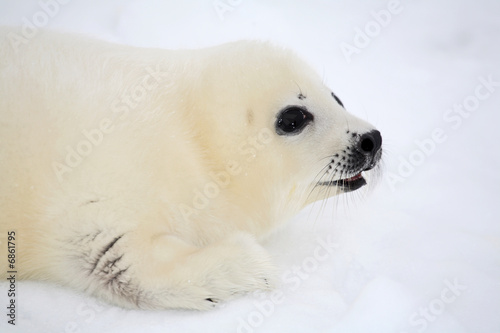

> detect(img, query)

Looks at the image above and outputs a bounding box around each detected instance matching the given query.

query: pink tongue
[346,173,362,181]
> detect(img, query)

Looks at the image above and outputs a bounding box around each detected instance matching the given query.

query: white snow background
[1,0,499,332]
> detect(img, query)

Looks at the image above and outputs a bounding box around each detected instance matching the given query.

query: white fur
[0,28,377,310]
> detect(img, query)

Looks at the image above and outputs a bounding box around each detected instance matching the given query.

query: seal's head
[189,41,382,223]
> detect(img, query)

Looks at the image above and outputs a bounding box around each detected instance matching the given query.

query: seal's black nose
[359,130,382,156]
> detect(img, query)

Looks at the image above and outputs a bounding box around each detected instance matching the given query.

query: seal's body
[0,28,382,310]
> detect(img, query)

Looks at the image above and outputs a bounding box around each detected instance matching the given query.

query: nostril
[360,135,375,152]
[359,130,382,154]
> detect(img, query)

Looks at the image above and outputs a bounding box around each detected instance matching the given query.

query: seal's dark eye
[276,106,313,135]
[331,92,344,108]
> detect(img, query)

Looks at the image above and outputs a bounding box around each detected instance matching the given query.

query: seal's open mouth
[320,173,367,192]
[332,173,366,191]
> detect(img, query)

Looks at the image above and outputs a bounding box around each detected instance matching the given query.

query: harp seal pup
[0,28,382,310]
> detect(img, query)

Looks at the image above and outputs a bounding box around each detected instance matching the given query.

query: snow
[1,0,499,332]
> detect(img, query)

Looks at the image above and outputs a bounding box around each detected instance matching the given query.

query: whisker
[305,156,339,204]
[304,163,333,225]
[305,160,344,229]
